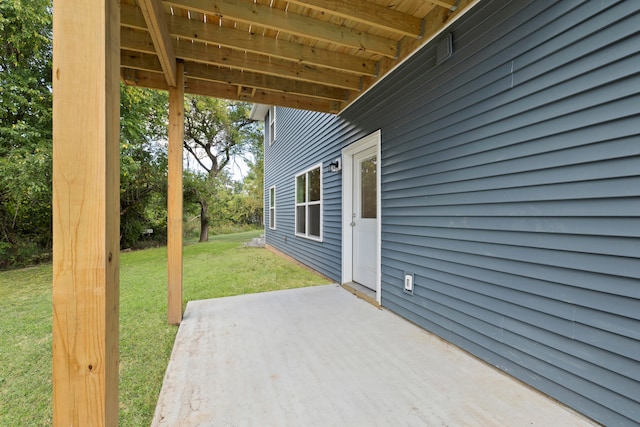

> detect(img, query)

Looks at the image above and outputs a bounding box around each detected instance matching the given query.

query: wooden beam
[166,0,398,57]
[176,43,363,90]
[121,69,169,91]
[167,61,184,325]
[52,0,120,424]
[286,0,423,37]
[120,4,377,76]
[138,0,177,87]
[121,51,163,73]
[121,53,350,101]
[122,69,342,113]
[166,12,378,76]
[184,62,350,101]
[120,28,363,90]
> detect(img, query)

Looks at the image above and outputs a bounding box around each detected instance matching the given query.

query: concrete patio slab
[152,284,596,427]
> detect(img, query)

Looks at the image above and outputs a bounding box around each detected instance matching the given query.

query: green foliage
[0,0,265,266]
[239,127,264,225]
[183,97,253,176]
[119,84,169,249]
[183,97,263,241]
[0,145,52,252]
[0,0,53,268]
[120,84,168,145]
[0,0,52,153]
[183,161,265,242]
[0,231,328,426]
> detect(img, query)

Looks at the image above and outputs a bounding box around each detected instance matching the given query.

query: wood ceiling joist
[187,79,343,113]
[285,0,423,38]
[184,63,350,101]
[120,28,363,91]
[121,52,350,101]
[175,41,363,91]
[120,4,377,76]
[119,0,481,113]
[164,0,399,57]
[123,68,342,113]
[137,0,177,87]
[121,50,161,73]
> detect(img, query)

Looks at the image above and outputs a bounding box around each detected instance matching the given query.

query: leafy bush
[0,240,50,270]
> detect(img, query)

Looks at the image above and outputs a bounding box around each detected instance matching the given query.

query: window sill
[295,233,322,243]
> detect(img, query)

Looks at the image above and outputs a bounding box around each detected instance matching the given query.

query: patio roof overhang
[120,0,478,113]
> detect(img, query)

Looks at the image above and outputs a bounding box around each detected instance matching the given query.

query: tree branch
[183,141,210,174]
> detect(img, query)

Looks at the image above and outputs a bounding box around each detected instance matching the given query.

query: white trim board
[341,130,382,304]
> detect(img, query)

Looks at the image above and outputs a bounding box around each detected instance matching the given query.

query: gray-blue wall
[264,108,372,281]
[264,1,640,424]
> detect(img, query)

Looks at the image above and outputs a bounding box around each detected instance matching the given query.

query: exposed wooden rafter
[137,0,177,87]
[165,0,399,57]
[119,0,479,113]
[121,51,350,101]
[120,4,378,76]
[120,29,363,90]
[285,0,423,38]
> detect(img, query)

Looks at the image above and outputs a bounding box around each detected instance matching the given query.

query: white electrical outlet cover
[404,274,413,292]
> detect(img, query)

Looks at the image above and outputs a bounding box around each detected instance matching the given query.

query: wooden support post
[168,61,185,325]
[52,0,120,425]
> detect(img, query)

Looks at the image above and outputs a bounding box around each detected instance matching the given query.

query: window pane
[308,167,321,202]
[296,175,306,203]
[269,187,275,208]
[296,206,306,234]
[361,156,377,218]
[269,208,275,229]
[308,204,320,237]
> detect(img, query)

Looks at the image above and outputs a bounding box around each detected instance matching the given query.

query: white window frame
[294,164,323,242]
[268,106,276,146]
[269,186,276,230]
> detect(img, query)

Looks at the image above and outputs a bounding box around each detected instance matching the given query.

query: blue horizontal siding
[264,108,372,281]
[265,0,640,424]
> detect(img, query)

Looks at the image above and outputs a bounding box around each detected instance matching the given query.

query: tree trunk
[199,199,209,242]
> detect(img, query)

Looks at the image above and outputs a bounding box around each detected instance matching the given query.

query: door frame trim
[341,130,382,304]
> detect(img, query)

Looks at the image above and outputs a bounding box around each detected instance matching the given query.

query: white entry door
[352,146,378,289]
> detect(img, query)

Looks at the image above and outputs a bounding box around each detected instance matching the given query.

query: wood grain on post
[168,61,185,325]
[52,0,120,424]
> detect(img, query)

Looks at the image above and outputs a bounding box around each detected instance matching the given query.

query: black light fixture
[329,158,342,172]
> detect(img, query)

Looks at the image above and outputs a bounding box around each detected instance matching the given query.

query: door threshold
[342,282,380,308]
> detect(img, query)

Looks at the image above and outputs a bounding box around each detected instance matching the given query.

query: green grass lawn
[0,230,329,426]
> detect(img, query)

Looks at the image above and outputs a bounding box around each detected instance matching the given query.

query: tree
[0,0,53,267]
[238,125,264,226]
[119,84,169,248]
[0,0,173,265]
[182,96,259,242]
[0,0,264,265]
[0,0,52,151]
